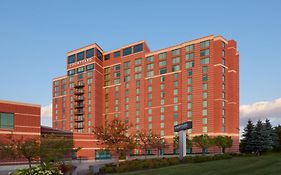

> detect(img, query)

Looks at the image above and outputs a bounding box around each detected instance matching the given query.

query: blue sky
[0,0,281,127]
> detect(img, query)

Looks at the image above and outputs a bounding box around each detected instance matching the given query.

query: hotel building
[52,35,239,156]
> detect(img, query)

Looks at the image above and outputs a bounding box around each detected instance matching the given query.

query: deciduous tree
[93,119,135,166]
[214,136,233,153]
[192,134,213,154]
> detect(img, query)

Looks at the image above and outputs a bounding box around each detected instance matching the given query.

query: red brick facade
[0,100,41,164]
[52,35,239,156]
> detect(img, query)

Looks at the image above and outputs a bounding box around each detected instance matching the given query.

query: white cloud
[41,103,52,127]
[240,97,281,128]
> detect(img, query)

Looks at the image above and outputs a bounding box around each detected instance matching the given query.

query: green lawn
[114,153,281,175]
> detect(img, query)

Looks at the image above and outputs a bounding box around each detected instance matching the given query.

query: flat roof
[0,99,41,108]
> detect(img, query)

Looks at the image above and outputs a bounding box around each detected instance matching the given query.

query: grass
[113,153,281,175]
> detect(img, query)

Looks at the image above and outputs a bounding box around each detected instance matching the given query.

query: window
[134,66,142,72]
[77,66,84,73]
[160,84,165,90]
[114,72,120,78]
[86,64,94,71]
[203,92,208,99]
[172,65,180,72]
[123,47,132,56]
[159,68,167,74]
[200,49,210,57]
[146,56,154,62]
[160,123,165,128]
[0,113,14,129]
[200,40,210,48]
[147,70,154,77]
[202,66,208,73]
[124,76,130,82]
[68,55,75,64]
[203,101,208,107]
[188,78,192,85]
[186,44,194,52]
[159,60,167,67]
[160,115,165,120]
[203,83,208,90]
[133,44,143,53]
[135,58,142,65]
[172,49,180,56]
[188,94,192,101]
[202,75,208,82]
[202,109,208,116]
[186,61,194,69]
[173,89,178,95]
[186,53,194,60]
[202,126,208,133]
[172,57,180,64]
[188,102,192,109]
[222,50,225,57]
[114,51,120,58]
[114,79,120,84]
[135,73,142,79]
[114,64,120,71]
[187,69,192,76]
[160,107,165,113]
[174,105,178,111]
[202,118,208,124]
[200,58,210,64]
[159,52,167,59]
[188,86,192,93]
[174,97,178,103]
[187,111,192,118]
[146,63,154,70]
[104,54,110,60]
[173,73,179,79]
[86,48,94,58]
[124,61,130,68]
[68,69,75,76]
[77,51,84,61]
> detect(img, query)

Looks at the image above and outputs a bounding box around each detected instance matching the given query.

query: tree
[192,134,213,154]
[173,135,192,153]
[150,136,169,156]
[40,134,74,163]
[273,125,281,151]
[136,130,158,157]
[0,136,40,173]
[93,119,135,166]
[240,120,255,153]
[252,120,270,155]
[214,136,233,153]
[263,119,275,150]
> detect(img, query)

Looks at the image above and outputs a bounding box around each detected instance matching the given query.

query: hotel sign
[174,121,192,132]
[68,58,93,68]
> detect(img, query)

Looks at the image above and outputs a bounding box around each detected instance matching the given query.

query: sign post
[174,121,192,160]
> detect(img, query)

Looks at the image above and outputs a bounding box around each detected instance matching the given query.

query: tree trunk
[28,158,32,175]
[222,147,225,154]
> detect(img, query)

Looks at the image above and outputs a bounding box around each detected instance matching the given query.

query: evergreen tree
[273,125,281,151]
[240,120,255,153]
[264,119,276,150]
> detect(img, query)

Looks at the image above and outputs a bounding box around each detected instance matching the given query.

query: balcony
[74,110,84,115]
[74,103,84,108]
[74,123,84,129]
[74,82,84,88]
[74,89,84,95]
[74,96,84,102]
[75,116,84,122]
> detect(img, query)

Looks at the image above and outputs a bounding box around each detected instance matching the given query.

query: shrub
[100,154,233,173]
[10,165,63,175]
